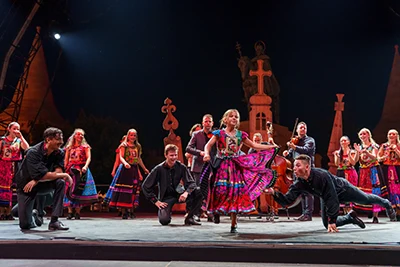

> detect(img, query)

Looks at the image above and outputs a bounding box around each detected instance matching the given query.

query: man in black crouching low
[142,144,202,226]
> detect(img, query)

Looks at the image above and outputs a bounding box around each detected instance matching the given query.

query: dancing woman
[203,109,277,233]
[64,129,98,219]
[109,129,149,219]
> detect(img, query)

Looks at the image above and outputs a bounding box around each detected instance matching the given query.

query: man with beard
[186,114,216,185]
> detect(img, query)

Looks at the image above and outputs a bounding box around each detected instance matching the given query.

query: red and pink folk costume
[380,143,400,219]
[208,129,277,215]
[0,137,23,213]
[356,144,387,214]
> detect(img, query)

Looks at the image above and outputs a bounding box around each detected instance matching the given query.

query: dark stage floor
[0,212,399,266]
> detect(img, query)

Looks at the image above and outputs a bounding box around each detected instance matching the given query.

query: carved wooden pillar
[327,94,344,174]
[161,97,184,162]
[161,97,185,212]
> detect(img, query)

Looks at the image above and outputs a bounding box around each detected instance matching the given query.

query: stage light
[54,33,61,40]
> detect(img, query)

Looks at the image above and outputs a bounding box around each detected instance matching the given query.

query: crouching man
[142,144,202,226]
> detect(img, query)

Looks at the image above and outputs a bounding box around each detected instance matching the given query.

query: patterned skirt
[356,166,387,213]
[0,160,14,207]
[103,164,123,205]
[109,164,141,209]
[381,165,400,208]
[64,164,98,207]
[337,168,358,187]
[209,149,277,215]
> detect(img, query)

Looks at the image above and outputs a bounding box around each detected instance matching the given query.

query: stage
[0,212,399,266]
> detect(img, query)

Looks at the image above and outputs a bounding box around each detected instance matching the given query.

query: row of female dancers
[333,128,400,222]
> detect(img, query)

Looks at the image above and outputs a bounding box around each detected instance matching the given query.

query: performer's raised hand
[353,143,361,152]
[288,142,296,149]
[14,129,22,138]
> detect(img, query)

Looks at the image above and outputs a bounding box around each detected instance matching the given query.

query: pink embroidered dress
[209,129,277,215]
[336,150,359,186]
[0,137,22,207]
[380,143,400,209]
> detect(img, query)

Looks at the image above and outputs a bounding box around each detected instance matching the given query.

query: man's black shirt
[142,160,196,203]
[15,141,64,191]
[273,168,350,224]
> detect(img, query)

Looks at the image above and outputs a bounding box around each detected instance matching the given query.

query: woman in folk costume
[0,122,29,220]
[378,129,400,221]
[109,129,149,219]
[203,109,278,233]
[64,128,98,219]
[354,128,387,223]
[333,135,359,213]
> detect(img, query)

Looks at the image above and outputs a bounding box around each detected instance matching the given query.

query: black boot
[230,225,238,233]
[348,210,365,229]
[213,214,220,224]
[184,217,201,226]
[386,207,396,221]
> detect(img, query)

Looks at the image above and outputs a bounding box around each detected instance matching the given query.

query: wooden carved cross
[334,94,345,112]
[249,59,272,95]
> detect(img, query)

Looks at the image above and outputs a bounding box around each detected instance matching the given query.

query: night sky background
[6,0,400,166]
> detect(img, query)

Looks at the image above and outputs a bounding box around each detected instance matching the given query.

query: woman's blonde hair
[64,128,89,149]
[220,109,240,129]
[386,129,400,145]
[189,123,202,136]
[358,128,377,146]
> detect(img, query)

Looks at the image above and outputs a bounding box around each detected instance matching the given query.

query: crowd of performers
[0,109,398,233]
